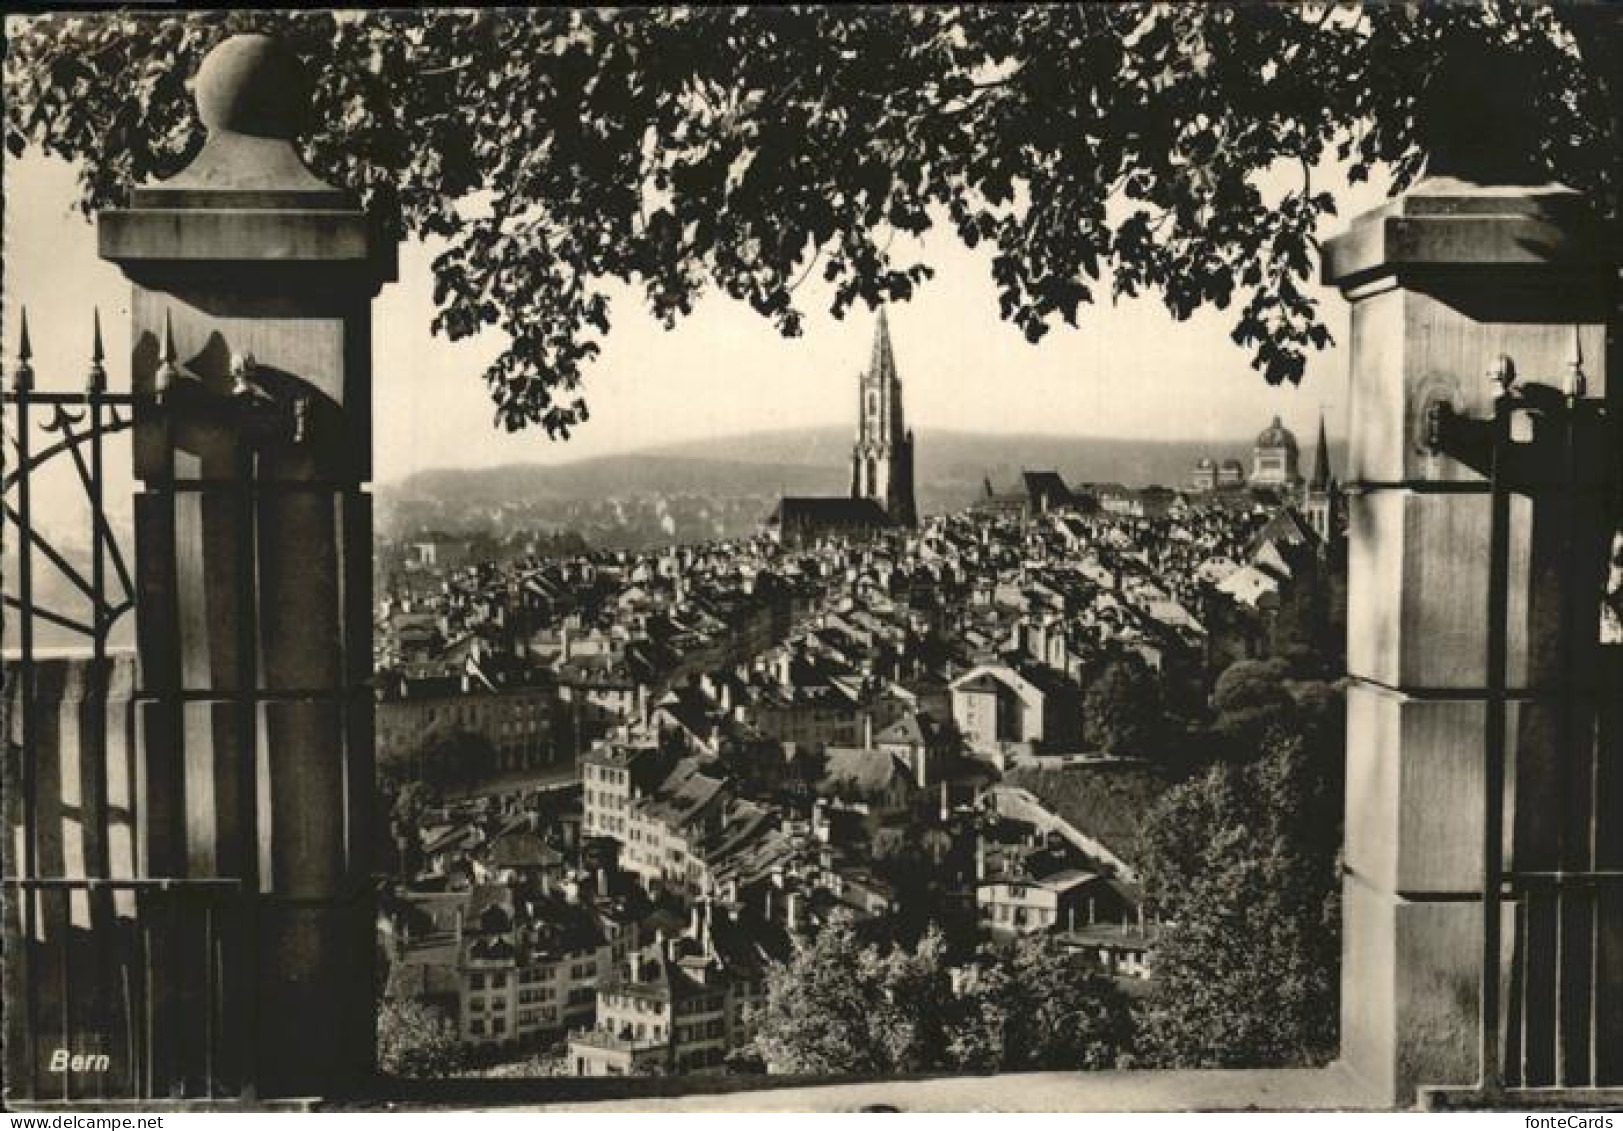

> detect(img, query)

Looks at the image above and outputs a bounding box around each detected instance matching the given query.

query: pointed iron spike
[1566,325,1587,399]
[87,308,108,393]
[13,306,34,390]
[153,309,178,393]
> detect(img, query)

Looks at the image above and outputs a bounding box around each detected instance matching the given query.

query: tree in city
[753,908,1134,1073]
[1209,657,1299,752]
[948,934,1134,1073]
[1134,727,1342,1067]
[382,779,441,874]
[1208,655,1344,769]
[376,999,467,1078]
[1082,655,1164,760]
[5,7,1614,437]
[751,910,954,1074]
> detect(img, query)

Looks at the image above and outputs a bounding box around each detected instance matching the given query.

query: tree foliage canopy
[1135,728,1342,1067]
[948,934,1134,1073]
[376,998,466,1078]
[5,6,1614,436]
[1083,655,1164,759]
[751,909,1131,1074]
[752,911,955,1075]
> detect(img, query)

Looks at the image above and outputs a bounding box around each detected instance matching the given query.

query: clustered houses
[374,538,802,790]
[570,900,784,1076]
[378,445,1343,1075]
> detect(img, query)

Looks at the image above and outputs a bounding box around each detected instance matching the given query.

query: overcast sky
[5,152,1387,486]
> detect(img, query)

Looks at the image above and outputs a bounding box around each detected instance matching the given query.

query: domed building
[1218,458,1247,488]
[1190,456,1218,492]
[1250,415,1302,489]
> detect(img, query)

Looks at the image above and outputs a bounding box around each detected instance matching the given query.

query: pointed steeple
[869,307,897,385]
[1309,412,1332,490]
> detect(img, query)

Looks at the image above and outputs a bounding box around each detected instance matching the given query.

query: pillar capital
[1322,176,1611,295]
[98,33,395,287]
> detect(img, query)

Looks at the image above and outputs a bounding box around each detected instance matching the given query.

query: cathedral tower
[851,309,918,526]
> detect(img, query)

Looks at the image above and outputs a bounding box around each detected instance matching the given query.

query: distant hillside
[386,426,1348,519]
[643,426,1270,491]
[392,453,843,508]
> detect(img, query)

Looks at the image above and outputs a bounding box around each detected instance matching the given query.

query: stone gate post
[1323,123,1619,1104]
[98,35,395,1097]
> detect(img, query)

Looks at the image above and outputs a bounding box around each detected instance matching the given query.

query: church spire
[1309,411,1333,490]
[869,306,897,386]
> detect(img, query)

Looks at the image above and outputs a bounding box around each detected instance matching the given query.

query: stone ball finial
[194,33,311,140]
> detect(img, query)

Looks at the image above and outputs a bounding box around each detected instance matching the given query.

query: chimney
[939,781,949,822]
[559,627,571,663]
[786,890,802,932]
[862,713,874,749]
[629,947,642,982]
[597,866,611,898]
[974,836,985,882]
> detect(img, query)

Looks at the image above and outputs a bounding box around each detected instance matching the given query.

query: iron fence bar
[120,933,135,1097]
[236,430,262,1101]
[1591,405,1615,1091]
[168,891,181,1098]
[0,391,141,406]
[1481,392,1512,1094]
[87,317,112,1103]
[1516,897,1531,1087]
[1,594,96,638]
[204,900,215,1098]
[1,877,243,889]
[1552,382,1583,1087]
[93,355,111,678]
[140,890,153,1100]
[58,890,71,1102]
[13,330,43,1101]
[94,886,113,1101]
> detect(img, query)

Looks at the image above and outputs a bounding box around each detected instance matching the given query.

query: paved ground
[498,1065,1385,1113]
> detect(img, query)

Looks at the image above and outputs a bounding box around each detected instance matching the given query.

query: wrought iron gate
[1431,343,1623,1102]
[2,309,252,1102]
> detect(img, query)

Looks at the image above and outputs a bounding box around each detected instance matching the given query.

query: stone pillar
[1325,171,1616,1101]
[99,35,395,1097]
